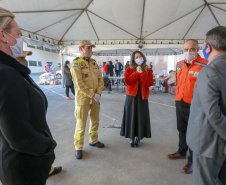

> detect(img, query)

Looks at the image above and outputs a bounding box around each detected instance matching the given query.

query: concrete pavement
[36,80,192,185]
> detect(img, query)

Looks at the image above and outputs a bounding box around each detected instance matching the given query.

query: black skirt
[120,85,151,140]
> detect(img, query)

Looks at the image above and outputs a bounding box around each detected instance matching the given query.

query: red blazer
[124,67,154,99]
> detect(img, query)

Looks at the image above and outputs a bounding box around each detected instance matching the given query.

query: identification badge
[73,63,78,67]
[189,71,194,74]
[194,72,199,77]
[85,74,88,78]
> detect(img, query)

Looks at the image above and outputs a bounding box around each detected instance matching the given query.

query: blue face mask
[203,45,211,61]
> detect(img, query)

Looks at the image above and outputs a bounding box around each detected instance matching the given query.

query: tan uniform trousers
[74,101,100,150]
[49,166,54,174]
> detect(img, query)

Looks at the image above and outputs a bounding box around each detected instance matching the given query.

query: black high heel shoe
[135,137,140,147]
[130,139,135,147]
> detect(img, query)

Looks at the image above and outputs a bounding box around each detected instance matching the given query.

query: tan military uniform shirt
[70,56,104,105]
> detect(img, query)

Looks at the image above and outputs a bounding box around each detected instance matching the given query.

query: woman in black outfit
[120,51,154,148]
[63,60,75,100]
[107,61,114,76]
[125,61,130,71]
[107,61,115,85]
[0,8,56,185]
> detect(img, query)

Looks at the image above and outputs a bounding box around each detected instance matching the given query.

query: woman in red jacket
[120,51,154,147]
[102,62,108,76]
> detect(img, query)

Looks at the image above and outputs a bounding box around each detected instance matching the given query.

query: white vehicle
[56,70,62,79]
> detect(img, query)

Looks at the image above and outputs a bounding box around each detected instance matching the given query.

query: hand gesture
[136,66,142,73]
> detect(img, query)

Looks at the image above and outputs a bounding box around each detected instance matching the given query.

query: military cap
[79,40,95,48]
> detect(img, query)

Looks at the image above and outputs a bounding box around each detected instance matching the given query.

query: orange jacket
[175,55,208,104]
[124,67,154,100]
[45,65,49,72]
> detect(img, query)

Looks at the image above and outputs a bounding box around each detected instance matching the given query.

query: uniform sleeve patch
[73,63,78,67]
[177,67,181,72]
[194,72,199,77]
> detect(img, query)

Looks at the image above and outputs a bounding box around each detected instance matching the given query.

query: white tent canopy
[1,0,226,55]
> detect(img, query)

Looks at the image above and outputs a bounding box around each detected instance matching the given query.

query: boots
[130,139,135,147]
[134,137,140,147]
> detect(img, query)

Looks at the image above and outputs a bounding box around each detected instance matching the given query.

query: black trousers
[176,100,193,162]
[66,85,75,97]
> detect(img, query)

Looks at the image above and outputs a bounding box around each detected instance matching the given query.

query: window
[47,62,53,66]
[71,54,78,57]
[45,48,51,52]
[27,44,35,48]
[51,49,57,53]
[29,60,37,66]
[37,46,44,50]
[38,61,42,67]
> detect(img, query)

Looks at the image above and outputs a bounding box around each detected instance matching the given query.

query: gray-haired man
[187,26,226,185]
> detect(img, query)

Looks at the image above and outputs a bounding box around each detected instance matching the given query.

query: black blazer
[0,51,56,185]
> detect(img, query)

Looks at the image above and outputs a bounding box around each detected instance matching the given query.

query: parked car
[56,70,62,79]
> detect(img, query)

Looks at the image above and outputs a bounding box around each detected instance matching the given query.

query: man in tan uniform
[70,40,104,159]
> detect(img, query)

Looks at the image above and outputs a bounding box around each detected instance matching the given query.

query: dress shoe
[134,137,140,147]
[182,162,193,174]
[48,166,62,178]
[67,96,73,100]
[89,141,104,148]
[130,139,135,147]
[167,152,186,159]
[75,150,83,159]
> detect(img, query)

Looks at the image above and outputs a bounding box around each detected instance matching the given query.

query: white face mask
[5,32,23,58]
[135,57,144,65]
[184,52,196,63]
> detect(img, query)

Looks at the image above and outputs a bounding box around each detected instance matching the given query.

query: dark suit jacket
[0,51,56,185]
[187,54,226,158]
[115,62,123,72]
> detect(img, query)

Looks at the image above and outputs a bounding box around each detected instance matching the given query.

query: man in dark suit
[115,59,123,84]
[187,26,226,185]
[115,59,123,76]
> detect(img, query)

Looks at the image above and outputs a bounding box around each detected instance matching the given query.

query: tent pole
[61,53,64,88]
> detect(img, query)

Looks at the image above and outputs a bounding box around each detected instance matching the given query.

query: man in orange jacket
[167,39,208,174]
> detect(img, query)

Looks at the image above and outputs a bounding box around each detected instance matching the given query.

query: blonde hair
[0,7,15,32]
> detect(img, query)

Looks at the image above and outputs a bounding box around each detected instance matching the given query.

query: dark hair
[103,62,106,66]
[169,70,173,73]
[206,26,226,51]
[63,60,70,69]
[130,51,148,72]
[109,61,113,65]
